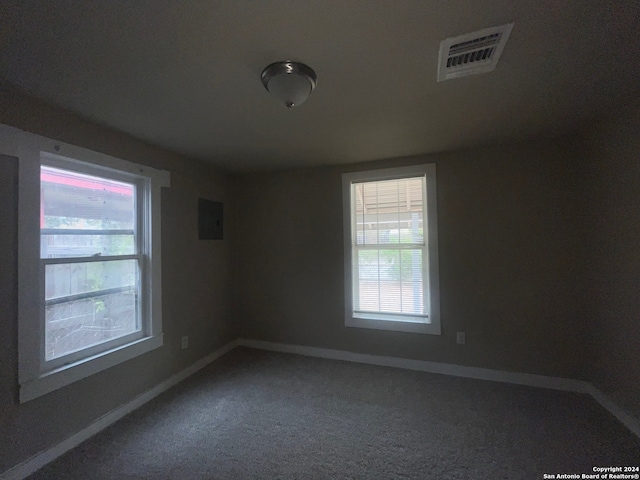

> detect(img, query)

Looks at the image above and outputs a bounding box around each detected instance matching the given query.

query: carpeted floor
[27,347,640,479]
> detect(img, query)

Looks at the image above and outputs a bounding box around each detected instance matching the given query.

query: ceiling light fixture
[261,61,317,108]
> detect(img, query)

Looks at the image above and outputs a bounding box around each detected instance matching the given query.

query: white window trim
[0,124,170,402]
[342,163,441,335]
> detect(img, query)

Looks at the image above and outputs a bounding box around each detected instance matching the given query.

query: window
[342,164,440,334]
[5,124,170,402]
[40,162,145,364]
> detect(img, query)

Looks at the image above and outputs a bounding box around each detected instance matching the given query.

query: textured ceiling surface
[1,1,639,172]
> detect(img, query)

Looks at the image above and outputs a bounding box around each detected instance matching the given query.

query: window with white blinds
[343,164,440,335]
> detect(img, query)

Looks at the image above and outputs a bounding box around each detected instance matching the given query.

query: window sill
[346,316,441,335]
[19,335,163,403]
[353,311,428,323]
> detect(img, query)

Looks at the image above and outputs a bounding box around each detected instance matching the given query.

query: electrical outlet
[181,336,189,349]
[456,332,466,345]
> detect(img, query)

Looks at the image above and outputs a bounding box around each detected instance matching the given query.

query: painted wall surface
[3,91,637,475]
[0,94,234,472]
[582,103,640,419]
[233,140,588,379]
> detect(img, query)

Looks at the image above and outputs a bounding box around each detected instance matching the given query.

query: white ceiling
[1,1,639,172]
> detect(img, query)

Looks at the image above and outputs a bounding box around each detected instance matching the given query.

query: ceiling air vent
[437,23,514,82]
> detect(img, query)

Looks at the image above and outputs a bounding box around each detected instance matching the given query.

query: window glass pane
[41,166,135,258]
[355,177,424,246]
[354,183,365,245]
[41,234,135,258]
[44,260,139,360]
[357,249,380,312]
[355,248,423,315]
[398,177,424,244]
[45,259,137,299]
[398,249,424,314]
[362,182,379,244]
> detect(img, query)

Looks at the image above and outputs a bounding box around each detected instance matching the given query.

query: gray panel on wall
[198,198,223,240]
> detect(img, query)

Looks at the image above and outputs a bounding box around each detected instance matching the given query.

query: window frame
[342,164,441,335]
[1,124,170,402]
[40,155,148,369]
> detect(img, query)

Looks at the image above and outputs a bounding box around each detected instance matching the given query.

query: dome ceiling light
[261,61,317,108]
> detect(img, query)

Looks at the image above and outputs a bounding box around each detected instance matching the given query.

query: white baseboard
[237,338,590,392]
[0,339,239,480]
[237,338,640,439]
[585,384,640,439]
[3,337,638,480]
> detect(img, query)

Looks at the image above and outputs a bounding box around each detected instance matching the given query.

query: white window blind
[352,176,428,321]
[343,163,440,335]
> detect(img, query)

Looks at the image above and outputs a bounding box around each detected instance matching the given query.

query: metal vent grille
[438,23,514,82]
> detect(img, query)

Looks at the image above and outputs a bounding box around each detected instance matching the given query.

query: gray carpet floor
[27,347,640,479]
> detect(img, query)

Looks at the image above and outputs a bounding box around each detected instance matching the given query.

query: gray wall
[582,102,640,419]
[232,139,589,379]
[2,91,639,474]
[0,94,235,472]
